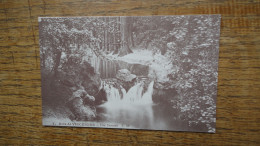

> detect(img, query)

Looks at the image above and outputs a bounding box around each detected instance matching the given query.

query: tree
[114,16,133,56]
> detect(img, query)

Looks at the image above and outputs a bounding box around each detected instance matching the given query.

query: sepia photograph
[39,15,220,133]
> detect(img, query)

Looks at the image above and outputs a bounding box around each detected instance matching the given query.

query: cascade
[100,80,155,129]
[90,54,118,78]
[120,87,127,100]
[103,82,121,101]
[89,53,149,79]
[123,82,143,103]
[102,80,154,104]
[140,81,154,104]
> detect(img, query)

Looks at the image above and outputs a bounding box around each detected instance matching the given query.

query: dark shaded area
[94,89,107,105]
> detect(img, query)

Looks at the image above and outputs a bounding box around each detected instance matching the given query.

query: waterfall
[123,82,144,103]
[140,81,154,104]
[100,80,155,129]
[103,82,121,101]
[102,80,154,104]
[89,53,149,79]
[121,87,127,99]
[90,54,118,79]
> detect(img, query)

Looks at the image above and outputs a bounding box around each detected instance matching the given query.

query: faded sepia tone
[1,0,259,145]
[39,15,220,133]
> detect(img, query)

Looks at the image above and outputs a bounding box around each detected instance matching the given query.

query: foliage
[165,15,220,132]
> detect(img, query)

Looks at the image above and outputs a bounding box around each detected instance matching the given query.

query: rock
[82,76,100,96]
[67,97,96,121]
[94,89,107,105]
[70,87,86,99]
[116,69,136,82]
[130,64,149,76]
[66,87,97,121]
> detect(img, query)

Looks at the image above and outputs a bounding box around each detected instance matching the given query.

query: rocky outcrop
[94,89,107,105]
[66,87,96,121]
[116,69,136,82]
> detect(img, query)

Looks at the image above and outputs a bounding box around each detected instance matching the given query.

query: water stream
[90,55,173,130]
[100,81,156,129]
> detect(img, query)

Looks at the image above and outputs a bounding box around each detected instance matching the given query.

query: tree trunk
[118,16,133,56]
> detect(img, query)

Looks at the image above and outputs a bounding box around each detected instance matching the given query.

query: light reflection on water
[99,101,170,130]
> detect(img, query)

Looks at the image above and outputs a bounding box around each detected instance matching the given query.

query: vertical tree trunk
[102,27,106,51]
[118,16,133,56]
[113,17,121,55]
[113,20,116,52]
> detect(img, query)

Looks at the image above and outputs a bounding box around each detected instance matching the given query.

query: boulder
[66,87,96,121]
[94,89,107,105]
[116,69,136,82]
[67,97,96,121]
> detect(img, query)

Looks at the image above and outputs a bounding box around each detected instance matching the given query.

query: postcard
[39,15,220,133]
